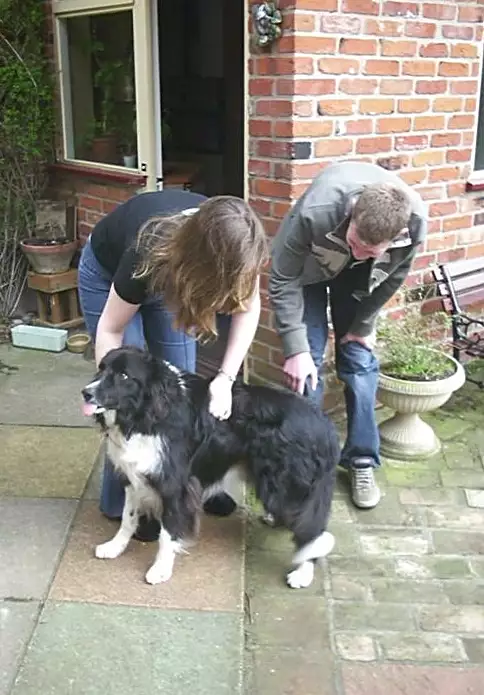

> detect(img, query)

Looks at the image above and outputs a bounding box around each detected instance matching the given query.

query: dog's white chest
[106,430,166,483]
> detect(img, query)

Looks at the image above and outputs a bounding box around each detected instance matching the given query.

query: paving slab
[0,426,100,498]
[247,647,336,695]
[0,601,40,695]
[82,442,104,501]
[0,499,77,599]
[0,345,95,427]
[376,632,466,663]
[50,501,244,612]
[245,547,325,599]
[11,601,242,695]
[246,594,331,652]
[354,488,423,527]
[341,663,484,695]
[334,633,376,662]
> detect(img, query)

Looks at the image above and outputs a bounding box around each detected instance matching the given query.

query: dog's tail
[288,470,336,565]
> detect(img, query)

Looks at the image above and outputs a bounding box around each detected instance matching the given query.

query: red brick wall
[247,0,484,388]
[42,0,484,393]
[46,169,139,245]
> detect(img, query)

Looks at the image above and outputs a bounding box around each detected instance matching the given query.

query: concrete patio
[0,343,483,695]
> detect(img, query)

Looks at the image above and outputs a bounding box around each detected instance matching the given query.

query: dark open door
[195,0,245,378]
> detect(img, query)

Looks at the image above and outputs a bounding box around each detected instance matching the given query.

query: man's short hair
[352,182,412,246]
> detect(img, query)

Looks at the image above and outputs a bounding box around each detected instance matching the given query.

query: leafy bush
[0,0,55,318]
[377,305,454,381]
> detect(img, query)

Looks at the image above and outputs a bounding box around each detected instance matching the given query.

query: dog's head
[81,346,181,431]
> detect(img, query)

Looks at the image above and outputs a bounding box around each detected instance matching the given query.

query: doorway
[157,0,245,199]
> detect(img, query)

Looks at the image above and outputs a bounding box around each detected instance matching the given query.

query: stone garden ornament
[252,2,283,47]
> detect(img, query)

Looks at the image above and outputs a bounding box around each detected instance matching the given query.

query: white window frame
[469,46,484,186]
[53,0,159,190]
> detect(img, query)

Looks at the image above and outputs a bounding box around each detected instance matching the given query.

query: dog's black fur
[83,346,340,586]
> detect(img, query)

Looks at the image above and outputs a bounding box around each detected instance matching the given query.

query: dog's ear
[145,359,180,422]
[149,381,170,421]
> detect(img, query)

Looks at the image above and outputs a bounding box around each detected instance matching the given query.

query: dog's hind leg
[96,485,140,559]
[286,561,315,589]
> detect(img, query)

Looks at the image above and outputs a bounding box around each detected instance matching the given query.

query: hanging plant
[252,2,283,48]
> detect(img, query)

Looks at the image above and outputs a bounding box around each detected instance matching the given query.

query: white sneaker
[351,466,381,509]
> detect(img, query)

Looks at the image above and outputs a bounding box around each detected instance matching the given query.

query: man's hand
[340,332,375,350]
[283,352,318,395]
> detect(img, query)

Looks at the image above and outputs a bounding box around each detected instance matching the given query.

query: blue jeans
[302,277,380,469]
[78,238,197,517]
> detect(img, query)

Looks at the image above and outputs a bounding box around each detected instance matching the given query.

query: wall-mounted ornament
[252,2,283,48]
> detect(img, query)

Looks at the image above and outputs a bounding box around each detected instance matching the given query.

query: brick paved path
[1,346,483,695]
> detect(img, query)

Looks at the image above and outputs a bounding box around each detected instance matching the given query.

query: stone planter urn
[20,238,78,275]
[377,349,466,460]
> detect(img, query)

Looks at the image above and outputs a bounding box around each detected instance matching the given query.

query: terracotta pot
[20,238,78,275]
[90,135,118,164]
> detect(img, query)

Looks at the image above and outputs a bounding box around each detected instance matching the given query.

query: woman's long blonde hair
[135,195,268,340]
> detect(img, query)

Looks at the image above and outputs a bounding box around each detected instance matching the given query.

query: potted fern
[376,305,465,460]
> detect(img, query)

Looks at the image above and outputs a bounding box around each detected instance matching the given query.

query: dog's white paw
[95,540,125,559]
[261,511,276,527]
[145,563,173,585]
[286,561,315,589]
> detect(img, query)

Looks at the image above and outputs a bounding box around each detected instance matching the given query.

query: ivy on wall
[0,0,55,319]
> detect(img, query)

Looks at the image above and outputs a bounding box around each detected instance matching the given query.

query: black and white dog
[82,346,339,589]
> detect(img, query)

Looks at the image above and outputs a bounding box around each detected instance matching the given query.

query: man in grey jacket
[269,161,427,509]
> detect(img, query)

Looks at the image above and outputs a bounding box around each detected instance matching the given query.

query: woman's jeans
[302,275,381,469]
[78,238,196,518]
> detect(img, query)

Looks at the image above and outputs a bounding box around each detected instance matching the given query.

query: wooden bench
[433,257,484,388]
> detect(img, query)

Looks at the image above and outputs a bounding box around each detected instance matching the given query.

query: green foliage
[0,0,55,164]
[0,0,55,318]
[91,38,124,136]
[377,305,454,381]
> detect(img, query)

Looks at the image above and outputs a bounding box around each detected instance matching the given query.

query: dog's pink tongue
[82,402,97,417]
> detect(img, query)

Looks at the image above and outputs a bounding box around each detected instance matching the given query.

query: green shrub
[377,305,454,381]
[0,0,55,317]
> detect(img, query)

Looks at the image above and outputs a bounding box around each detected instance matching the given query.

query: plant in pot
[376,302,466,460]
[88,40,124,164]
[120,115,137,168]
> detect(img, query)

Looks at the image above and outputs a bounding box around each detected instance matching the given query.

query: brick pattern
[46,172,138,245]
[248,0,484,386]
[42,0,484,386]
[245,378,484,692]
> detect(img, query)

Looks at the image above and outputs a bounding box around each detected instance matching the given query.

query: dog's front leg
[95,485,139,559]
[145,527,178,585]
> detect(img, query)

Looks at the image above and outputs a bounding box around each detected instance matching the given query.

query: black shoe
[203,492,237,517]
[134,515,161,542]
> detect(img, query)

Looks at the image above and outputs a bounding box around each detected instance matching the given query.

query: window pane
[64,10,137,167]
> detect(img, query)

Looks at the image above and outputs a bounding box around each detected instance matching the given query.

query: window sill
[466,172,484,192]
[49,161,147,186]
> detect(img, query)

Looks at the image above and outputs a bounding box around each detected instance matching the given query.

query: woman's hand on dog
[208,372,234,420]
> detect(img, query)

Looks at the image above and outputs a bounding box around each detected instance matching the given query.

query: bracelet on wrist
[217,368,236,383]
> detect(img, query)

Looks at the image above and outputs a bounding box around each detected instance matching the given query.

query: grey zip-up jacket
[269,161,428,358]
